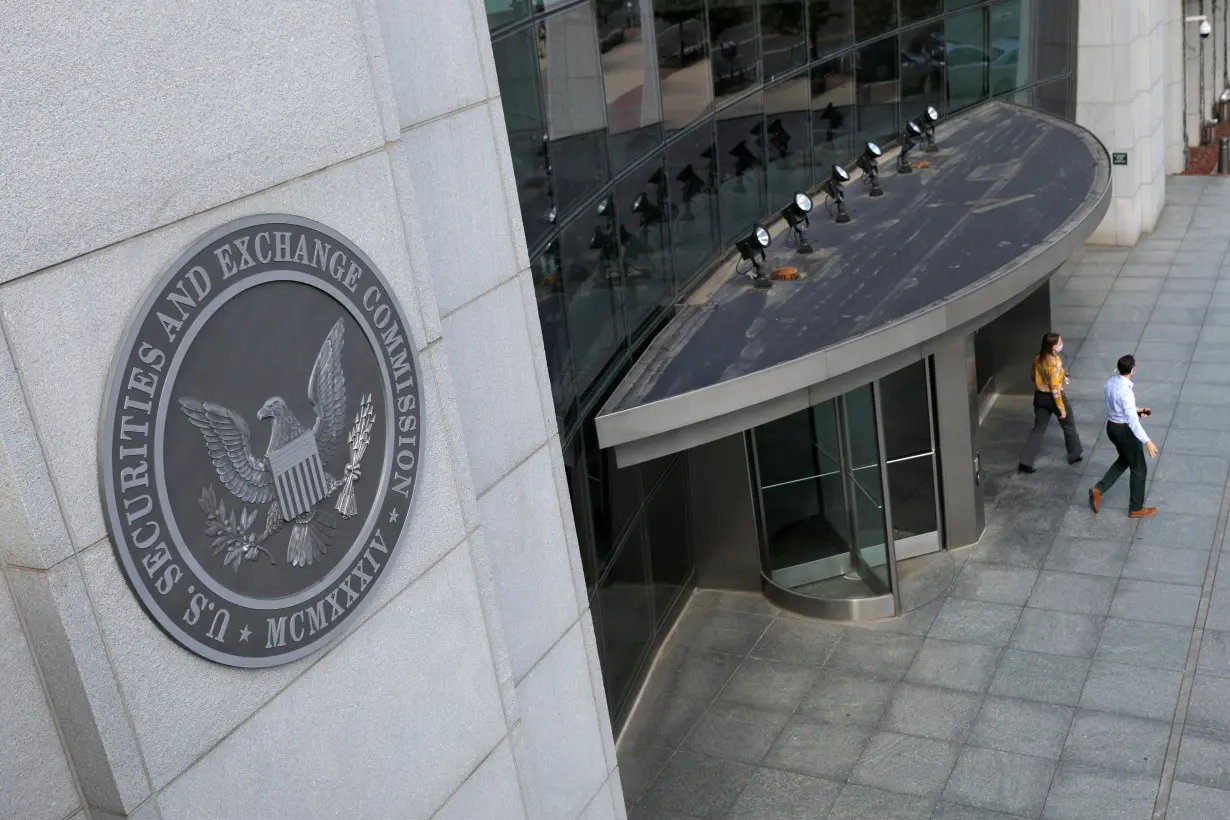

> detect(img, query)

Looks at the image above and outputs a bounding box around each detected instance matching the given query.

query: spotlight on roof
[898,120,923,174]
[780,192,815,254]
[855,142,884,197]
[676,164,706,221]
[920,106,940,152]
[631,192,663,229]
[734,224,772,286]
[820,165,851,224]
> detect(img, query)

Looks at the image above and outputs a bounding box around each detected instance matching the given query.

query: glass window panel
[541,3,613,215]
[854,0,896,43]
[1034,76,1071,119]
[1034,0,1071,82]
[887,457,937,540]
[761,0,808,82]
[765,73,812,212]
[715,91,766,245]
[665,123,721,290]
[900,22,944,125]
[755,408,819,487]
[709,0,759,106]
[843,385,889,590]
[989,0,1030,97]
[492,29,555,252]
[945,0,982,9]
[811,55,856,184]
[855,35,900,152]
[585,419,644,569]
[558,201,626,393]
[562,432,598,593]
[601,0,664,171]
[809,0,853,59]
[945,8,988,113]
[531,244,578,424]
[644,456,692,625]
[487,0,531,31]
[900,0,941,25]
[617,156,675,340]
[596,520,653,713]
[654,0,714,133]
[879,361,933,460]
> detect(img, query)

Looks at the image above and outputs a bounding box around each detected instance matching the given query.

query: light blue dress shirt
[1103,374,1150,444]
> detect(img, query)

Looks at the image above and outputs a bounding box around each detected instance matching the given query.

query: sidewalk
[617,175,1230,819]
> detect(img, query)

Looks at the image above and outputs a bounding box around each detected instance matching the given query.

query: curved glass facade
[488,0,1076,727]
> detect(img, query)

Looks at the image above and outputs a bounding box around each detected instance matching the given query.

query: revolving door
[749,359,943,620]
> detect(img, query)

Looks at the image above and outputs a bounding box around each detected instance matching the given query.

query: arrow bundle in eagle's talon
[335,394,375,518]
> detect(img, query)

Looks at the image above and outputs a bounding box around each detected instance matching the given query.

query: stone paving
[615,175,1230,819]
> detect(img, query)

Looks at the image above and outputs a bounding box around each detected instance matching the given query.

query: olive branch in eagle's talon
[199,485,275,572]
[335,393,374,519]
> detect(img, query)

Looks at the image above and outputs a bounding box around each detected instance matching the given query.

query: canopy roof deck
[596,101,1112,466]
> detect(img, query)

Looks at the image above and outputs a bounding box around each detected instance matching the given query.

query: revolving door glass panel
[752,383,892,606]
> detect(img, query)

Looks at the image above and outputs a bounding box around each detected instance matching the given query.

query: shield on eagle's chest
[268,430,328,521]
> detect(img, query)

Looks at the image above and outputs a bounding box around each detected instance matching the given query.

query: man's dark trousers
[1095,421,1147,511]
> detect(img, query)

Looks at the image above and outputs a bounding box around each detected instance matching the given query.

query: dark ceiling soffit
[597,109,1113,468]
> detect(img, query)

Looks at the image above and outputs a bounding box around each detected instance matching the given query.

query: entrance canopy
[597,102,1112,466]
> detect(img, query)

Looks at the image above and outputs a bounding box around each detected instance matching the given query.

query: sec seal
[99,216,422,667]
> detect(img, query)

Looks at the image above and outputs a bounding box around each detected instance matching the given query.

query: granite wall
[0,1,622,818]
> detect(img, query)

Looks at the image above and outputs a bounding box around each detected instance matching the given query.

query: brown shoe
[1089,488,1101,514]
[1128,507,1158,518]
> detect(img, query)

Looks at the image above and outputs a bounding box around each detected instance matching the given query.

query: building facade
[0,2,1220,820]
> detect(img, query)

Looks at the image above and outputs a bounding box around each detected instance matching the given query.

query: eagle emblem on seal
[178,319,376,572]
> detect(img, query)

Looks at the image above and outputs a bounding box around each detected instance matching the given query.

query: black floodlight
[631,192,663,229]
[781,192,815,254]
[856,141,884,197]
[898,120,923,174]
[920,105,940,152]
[648,166,666,187]
[735,224,772,286]
[821,164,851,224]
[596,195,614,218]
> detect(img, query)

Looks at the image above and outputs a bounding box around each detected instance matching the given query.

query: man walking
[1089,354,1158,518]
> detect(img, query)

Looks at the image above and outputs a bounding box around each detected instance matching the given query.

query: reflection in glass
[492,29,555,251]
[709,0,759,106]
[900,0,941,25]
[900,22,944,123]
[855,36,900,153]
[487,0,530,31]
[602,0,665,171]
[558,202,626,394]
[760,0,807,82]
[643,456,692,625]
[1034,76,1071,119]
[879,362,938,542]
[810,0,852,59]
[945,0,982,9]
[617,157,675,340]
[1035,0,1072,83]
[811,55,855,185]
[946,8,988,113]
[854,0,896,43]
[842,384,888,589]
[531,244,577,425]
[654,0,713,133]
[666,123,721,289]
[715,92,765,245]
[541,3,612,214]
[989,0,1030,96]
[765,73,811,213]
[596,519,653,714]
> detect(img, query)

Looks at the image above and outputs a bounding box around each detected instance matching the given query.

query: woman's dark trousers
[1019,391,1082,468]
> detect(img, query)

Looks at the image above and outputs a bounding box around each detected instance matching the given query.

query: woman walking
[1019,332,1082,473]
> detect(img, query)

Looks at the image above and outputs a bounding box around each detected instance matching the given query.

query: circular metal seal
[98,215,423,667]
